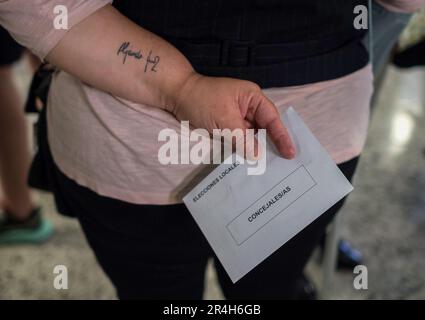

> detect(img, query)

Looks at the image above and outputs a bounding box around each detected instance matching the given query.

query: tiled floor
[0,60,424,299]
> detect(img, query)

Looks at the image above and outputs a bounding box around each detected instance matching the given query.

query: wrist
[163,71,202,116]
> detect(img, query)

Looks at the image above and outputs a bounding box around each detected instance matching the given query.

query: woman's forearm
[46,4,195,112]
[45,4,295,158]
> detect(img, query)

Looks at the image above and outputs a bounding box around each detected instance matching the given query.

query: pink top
[0,0,422,205]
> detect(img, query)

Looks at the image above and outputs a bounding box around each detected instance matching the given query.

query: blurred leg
[0,65,34,220]
[0,28,53,245]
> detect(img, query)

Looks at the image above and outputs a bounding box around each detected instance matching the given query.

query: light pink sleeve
[0,0,112,60]
[376,0,425,13]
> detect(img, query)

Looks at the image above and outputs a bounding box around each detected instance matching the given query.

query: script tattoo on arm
[145,50,160,73]
[117,41,160,73]
[117,42,142,64]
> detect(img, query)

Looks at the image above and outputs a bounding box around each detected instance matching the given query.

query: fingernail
[287,147,296,159]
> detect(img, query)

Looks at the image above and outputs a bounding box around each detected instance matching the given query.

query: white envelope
[183,107,353,283]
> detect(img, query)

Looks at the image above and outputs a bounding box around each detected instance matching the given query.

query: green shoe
[0,208,53,245]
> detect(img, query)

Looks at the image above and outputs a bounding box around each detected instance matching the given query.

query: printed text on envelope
[226,165,317,245]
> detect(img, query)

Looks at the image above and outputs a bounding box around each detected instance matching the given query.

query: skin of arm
[46,4,295,159]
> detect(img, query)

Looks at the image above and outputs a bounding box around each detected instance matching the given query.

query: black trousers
[50,156,359,300]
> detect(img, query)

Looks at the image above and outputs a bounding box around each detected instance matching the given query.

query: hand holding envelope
[183,107,353,283]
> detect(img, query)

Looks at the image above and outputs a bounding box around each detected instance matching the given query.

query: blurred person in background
[326,0,422,271]
[394,38,425,67]
[370,0,414,73]
[393,7,425,68]
[0,26,52,245]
